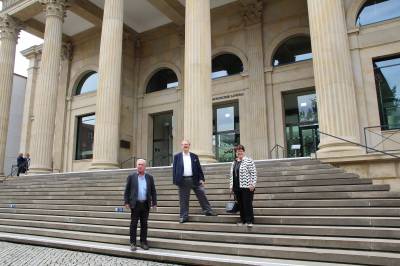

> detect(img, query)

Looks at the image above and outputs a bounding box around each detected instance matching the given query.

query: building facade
[0,0,400,187]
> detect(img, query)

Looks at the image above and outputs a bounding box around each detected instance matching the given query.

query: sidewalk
[0,241,179,266]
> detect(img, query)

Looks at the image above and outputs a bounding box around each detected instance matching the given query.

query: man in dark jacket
[124,159,157,251]
[16,153,26,176]
[173,140,216,223]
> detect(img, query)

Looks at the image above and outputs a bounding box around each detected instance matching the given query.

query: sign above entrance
[212,93,244,102]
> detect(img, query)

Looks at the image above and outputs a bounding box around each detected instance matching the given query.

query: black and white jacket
[229,156,257,189]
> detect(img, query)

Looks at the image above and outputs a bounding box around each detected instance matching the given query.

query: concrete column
[91,0,124,169]
[0,15,20,176]
[184,0,215,162]
[307,0,362,156]
[20,45,42,155]
[242,0,269,159]
[29,0,66,173]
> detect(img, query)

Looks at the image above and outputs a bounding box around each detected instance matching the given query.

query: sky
[0,2,43,77]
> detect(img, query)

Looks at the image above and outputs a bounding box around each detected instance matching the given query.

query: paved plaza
[0,241,179,266]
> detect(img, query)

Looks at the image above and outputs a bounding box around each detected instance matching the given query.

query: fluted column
[0,15,20,176]
[242,0,269,159]
[307,0,362,156]
[184,0,215,162]
[91,0,124,169]
[29,0,66,173]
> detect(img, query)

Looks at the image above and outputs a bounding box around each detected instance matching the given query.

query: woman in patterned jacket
[229,144,257,227]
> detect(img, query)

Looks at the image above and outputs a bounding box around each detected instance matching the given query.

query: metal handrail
[270,144,286,159]
[119,156,137,168]
[1,164,18,183]
[364,125,400,154]
[317,130,399,159]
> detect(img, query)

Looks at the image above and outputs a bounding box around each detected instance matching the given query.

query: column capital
[40,0,68,20]
[241,0,263,26]
[0,14,22,42]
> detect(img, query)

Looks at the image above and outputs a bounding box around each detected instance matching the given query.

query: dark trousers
[234,188,254,223]
[130,201,149,245]
[179,177,212,219]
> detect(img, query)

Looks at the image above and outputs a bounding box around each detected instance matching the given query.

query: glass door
[152,112,173,166]
[213,102,240,162]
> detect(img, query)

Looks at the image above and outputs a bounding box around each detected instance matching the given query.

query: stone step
[0,226,399,265]
[0,184,388,200]
[1,219,400,253]
[2,168,345,186]
[2,198,400,207]
[0,232,356,266]
[1,212,400,239]
[1,208,400,227]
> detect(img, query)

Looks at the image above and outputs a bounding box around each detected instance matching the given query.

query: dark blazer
[173,152,204,186]
[124,173,157,209]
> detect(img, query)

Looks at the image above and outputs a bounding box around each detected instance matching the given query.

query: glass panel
[357,0,400,26]
[217,106,234,132]
[212,54,243,79]
[286,125,300,157]
[374,56,400,129]
[300,127,319,157]
[76,114,95,160]
[76,72,98,95]
[152,113,173,166]
[146,69,178,93]
[298,94,318,124]
[213,102,240,162]
[273,36,312,67]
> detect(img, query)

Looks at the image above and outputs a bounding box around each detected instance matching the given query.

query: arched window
[212,54,244,79]
[272,36,312,67]
[75,72,98,95]
[146,68,178,93]
[356,0,400,27]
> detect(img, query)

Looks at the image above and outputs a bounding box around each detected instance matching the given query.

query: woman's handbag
[225,193,239,213]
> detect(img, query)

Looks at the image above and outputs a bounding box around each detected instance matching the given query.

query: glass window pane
[217,106,234,132]
[212,54,243,79]
[76,114,95,160]
[273,36,312,67]
[357,0,400,26]
[146,68,178,93]
[76,72,98,95]
[298,94,318,124]
[374,56,400,129]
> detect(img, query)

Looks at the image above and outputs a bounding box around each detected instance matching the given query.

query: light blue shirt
[137,174,147,201]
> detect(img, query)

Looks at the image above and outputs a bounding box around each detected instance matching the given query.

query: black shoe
[179,217,188,223]
[140,242,149,250]
[205,212,217,216]
[130,243,137,251]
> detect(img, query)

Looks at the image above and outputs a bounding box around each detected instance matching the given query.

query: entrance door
[213,102,240,162]
[152,112,173,166]
[299,125,319,157]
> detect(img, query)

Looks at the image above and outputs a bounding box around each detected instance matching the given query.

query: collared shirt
[182,152,193,177]
[137,174,147,201]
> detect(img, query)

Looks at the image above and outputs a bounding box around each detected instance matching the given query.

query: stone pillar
[29,0,66,173]
[307,0,362,156]
[184,0,215,162]
[0,15,20,176]
[242,0,269,159]
[20,45,42,155]
[91,0,124,169]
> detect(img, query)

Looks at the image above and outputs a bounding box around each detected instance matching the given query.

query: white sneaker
[247,223,253,228]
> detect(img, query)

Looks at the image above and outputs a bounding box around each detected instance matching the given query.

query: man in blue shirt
[124,159,157,251]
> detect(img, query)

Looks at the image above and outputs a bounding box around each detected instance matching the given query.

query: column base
[90,161,120,170]
[317,141,364,159]
[28,167,52,174]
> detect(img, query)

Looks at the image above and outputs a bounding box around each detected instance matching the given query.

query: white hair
[136,158,147,166]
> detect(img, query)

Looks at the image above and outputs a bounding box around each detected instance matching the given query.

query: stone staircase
[0,158,400,265]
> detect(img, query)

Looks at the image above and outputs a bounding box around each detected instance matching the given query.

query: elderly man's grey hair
[136,158,147,166]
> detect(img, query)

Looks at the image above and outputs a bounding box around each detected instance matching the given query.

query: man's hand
[124,204,130,209]
[152,205,157,212]
[249,185,255,192]
[199,180,205,187]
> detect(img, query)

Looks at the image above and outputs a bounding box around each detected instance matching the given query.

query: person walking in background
[16,153,26,176]
[124,159,157,251]
[229,144,257,227]
[24,153,31,173]
[173,139,216,223]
